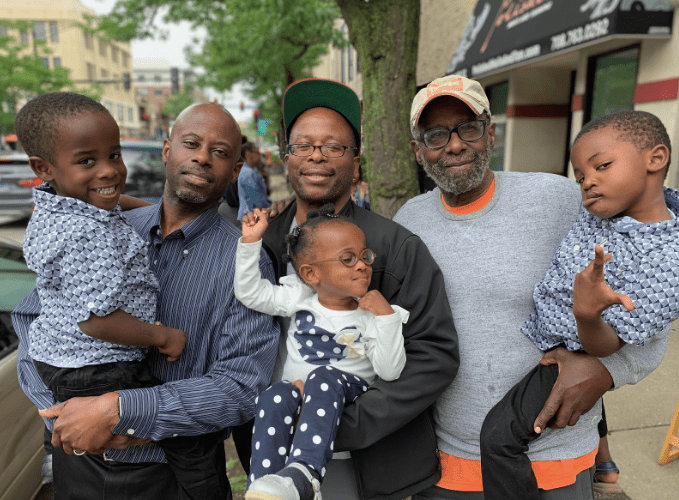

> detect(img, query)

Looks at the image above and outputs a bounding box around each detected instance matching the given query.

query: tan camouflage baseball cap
[410,75,491,133]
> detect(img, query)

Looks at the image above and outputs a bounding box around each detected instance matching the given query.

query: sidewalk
[597,324,678,500]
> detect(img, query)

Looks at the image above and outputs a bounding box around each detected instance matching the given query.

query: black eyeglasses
[421,119,488,149]
[308,249,376,268]
[287,144,357,158]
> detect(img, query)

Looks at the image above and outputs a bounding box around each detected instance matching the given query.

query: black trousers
[480,363,562,500]
[37,360,230,500]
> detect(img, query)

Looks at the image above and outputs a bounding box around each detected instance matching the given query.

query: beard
[174,188,208,204]
[289,165,355,209]
[421,140,492,196]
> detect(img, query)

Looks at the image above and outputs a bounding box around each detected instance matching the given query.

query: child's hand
[241,208,270,243]
[573,245,634,320]
[358,290,394,316]
[155,321,187,362]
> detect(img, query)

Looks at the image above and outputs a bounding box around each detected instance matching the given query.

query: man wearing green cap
[254,78,460,499]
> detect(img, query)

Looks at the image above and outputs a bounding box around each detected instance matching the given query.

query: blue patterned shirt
[14,201,279,463]
[522,187,679,351]
[25,183,159,367]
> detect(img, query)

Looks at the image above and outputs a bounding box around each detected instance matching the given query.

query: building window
[21,30,29,44]
[86,62,96,81]
[154,75,162,82]
[137,74,146,82]
[49,22,59,43]
[585,45,640,123]
[356,54,360,74]
[340,24,346,83]
[0,24,8,37]
[33,22,46,41]
[113,73,119,90]
[111,45,119,63]
[40,58,49,68]
[53,57,61,68]
[121,51,129,68]
[101,68,108,79]
[486,81,508,172]
[84,32,93,50]
[138,88,148,95]
[104,101,113,112]
[99,39,107,57]
[155,89,163,97]
[117,104,124,120]
[128,106,134,121]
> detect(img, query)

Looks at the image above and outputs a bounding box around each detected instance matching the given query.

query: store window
[486,81,508,172]
[585,46,639,123]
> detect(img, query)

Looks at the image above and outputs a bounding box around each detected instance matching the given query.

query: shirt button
[87,302,95,309]
[183,250,188,255]
[154,260,157,265]
[127,429,135,435]
[173,434,179,437]
[573,245,580,251]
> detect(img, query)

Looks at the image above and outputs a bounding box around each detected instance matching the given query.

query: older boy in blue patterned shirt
[481,111,679,500]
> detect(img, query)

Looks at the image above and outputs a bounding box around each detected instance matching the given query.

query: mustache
[180,166,216,182]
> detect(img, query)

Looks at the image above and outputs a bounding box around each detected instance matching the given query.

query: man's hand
[241,208,270,243]
[533,348,612,433]
[573,245,634,319]
[39,392,122,455]
[269,196,295,219]
[358,290,394,316]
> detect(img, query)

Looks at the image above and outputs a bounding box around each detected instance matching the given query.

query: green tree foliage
[98,0,345,127]
[161,90,195,120]
[0,20,102,135]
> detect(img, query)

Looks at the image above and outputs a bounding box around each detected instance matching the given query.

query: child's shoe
[245,462,321,500]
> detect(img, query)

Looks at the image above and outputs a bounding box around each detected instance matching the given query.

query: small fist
[358,290,394,316]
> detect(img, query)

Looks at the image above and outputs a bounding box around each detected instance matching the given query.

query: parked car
[0,238,42,500]
[0,140,166,224]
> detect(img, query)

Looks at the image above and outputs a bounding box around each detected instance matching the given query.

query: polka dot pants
[249,365,368,485]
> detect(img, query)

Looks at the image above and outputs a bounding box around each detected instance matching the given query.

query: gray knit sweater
[393,171,670,462]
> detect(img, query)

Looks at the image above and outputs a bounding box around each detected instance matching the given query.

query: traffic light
[170,67,179,94]
[240,101,245,111]
[123,73,130,91]
[253,108,260,128]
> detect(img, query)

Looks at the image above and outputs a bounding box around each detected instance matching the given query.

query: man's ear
[412,140,423,165]
[29,157,54,182]
[647,144,670,174]
[231,160,243,183]
[162,138,171,163]
[352,154,361,185]
[298,264,319,287]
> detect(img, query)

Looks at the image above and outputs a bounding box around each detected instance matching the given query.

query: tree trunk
[337,0,420,218]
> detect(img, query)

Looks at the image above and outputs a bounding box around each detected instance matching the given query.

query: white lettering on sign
[550,17,610,52]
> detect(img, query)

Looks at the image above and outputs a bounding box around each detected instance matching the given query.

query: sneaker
[245,463,321,500]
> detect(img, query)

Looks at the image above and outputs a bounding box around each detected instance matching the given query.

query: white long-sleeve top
[235,238,408,384]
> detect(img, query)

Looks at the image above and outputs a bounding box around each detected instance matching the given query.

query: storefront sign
[447,0,674,78]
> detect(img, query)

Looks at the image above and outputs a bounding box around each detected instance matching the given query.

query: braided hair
[283,203,354,275]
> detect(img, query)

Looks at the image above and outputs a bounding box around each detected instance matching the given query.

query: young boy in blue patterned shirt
[15,92,223,500]
[480,111,679,500]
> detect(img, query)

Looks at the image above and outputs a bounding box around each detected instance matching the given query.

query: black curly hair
[14,92,110,164]
[574,111,672,177]
[283,203,356,275]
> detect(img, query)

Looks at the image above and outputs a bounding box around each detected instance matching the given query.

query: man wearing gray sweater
[394,75,669,500]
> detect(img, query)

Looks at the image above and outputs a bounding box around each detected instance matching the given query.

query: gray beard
[421,141,492,196]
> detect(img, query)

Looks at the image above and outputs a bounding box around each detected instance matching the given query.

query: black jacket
[262,199,460,500]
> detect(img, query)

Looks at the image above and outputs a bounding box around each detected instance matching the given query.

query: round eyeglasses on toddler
[308,249,376,268]
[420,119,488,149]
[286,144,357,158]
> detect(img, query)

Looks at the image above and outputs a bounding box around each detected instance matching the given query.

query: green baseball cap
[282,78,361,148]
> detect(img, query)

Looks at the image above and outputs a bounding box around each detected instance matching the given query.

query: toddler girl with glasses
[235,204,408,500]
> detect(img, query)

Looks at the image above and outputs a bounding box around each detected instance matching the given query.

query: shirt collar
[34,182,123,222]
[141,199,221,244]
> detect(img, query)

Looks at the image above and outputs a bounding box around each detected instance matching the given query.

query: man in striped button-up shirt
[13,103,279,500]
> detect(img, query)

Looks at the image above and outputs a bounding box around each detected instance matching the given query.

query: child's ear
[298,264,319,287]
[29,157,54,182]
[647,144,670,174]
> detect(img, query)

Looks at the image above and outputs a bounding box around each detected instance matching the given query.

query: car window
[121,145,166,203]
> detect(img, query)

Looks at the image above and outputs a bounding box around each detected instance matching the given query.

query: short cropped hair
[14,92,109,164]
[242,142,257,154]
[574,111,672,175]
